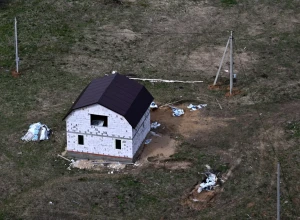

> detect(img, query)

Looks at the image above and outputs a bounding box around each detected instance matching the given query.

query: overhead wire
[231,2,297,217]
[233,30,297,218]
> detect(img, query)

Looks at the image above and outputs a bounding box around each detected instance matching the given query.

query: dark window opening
[78,135,84,145]
[115,139,121,149]
[91,114,108,127]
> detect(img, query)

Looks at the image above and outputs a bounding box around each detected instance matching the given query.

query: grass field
[0,0,299,219]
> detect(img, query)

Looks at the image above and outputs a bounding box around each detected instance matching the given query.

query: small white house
[63,73,154,162]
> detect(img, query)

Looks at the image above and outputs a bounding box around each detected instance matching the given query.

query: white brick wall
[66,104,133,158]
[132,108,150,155]
[67,133,132,158]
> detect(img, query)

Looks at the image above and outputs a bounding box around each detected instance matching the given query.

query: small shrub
[286,121,300,138]
[221,0,238,6]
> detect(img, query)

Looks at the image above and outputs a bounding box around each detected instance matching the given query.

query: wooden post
[229,31,233,94]
[213,37,230,85]
[277,163,280,220]
[14,17,19,73]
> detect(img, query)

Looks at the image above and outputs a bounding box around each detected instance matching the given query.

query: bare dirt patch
[183,187,221,210]
[139,135,177,162]
[152,161,192,170]
[151,104,235,139]
[99,25,142,42]
[184,46,253,76]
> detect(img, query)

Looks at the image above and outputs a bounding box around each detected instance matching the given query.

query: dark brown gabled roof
[63,73,154,128]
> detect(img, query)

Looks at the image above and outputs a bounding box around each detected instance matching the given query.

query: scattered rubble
[71,160,95,170]
[107,163,126,170]
[205,164,211,170]
[133,161,143,167]
[150,102,158,109]
[57,155,130,172]
[21,122,51,141]
[172,107,184,117]
[187,104,207,111]
[150,131,161,137]
[151,122,161,129]
[145,139,152,144]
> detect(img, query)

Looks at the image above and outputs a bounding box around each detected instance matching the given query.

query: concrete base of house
[66,151,134,163]
[132,142,146,162]
[67,145,146,163]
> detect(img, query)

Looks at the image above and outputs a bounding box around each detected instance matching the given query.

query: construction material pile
[21,122,51,142]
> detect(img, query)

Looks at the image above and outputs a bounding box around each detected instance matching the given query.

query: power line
[231,4,296,218]
[234,39,296,218]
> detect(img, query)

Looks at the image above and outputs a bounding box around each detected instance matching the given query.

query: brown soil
[183,186,221,210]
[152,161,192,170]
[139,135,177,161]
[151,105,233,140]
[207,84,223,90]
[11,69,21,78]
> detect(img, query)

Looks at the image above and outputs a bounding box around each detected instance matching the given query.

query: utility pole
[277,163,280,220]
[229,31,233,94]
[14,17,19,73]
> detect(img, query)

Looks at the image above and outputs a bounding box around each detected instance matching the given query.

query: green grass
[0,0,299,219]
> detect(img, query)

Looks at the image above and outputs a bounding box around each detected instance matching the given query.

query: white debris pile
[151,122,161,129]
[71,160,95,170]
[67,159,127,172]
[197,172,218,193]
[134,161,142,167]
[145,139,152,145]
[150,102,158,109]
[187,104,207,111]
[172,107,184,117]
[21,122,51,141]
[107,162,126,170]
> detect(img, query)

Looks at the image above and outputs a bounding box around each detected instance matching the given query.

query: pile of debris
[171,103,207,117]
[150,100,207,117]
[187,104,207,111]
[150,122,161,129]
[150,101,158,109]
[183,166,221,210]
[197,172,218,193]
[21,122,51,142]
[69,159,128,172]
[172,107,185,117]
[57,155,131,172]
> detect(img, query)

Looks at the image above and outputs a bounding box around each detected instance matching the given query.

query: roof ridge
[123,85,143,116]
[98,73,118,103]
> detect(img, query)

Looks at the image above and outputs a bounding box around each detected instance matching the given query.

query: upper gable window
[91,114,108,127]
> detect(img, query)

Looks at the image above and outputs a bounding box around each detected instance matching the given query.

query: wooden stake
[229,31,233,95]
[215,98,222,110]
[57,154,72,162]
[159,99,184,108]
[14,17,19,73]
[277,162,280,220]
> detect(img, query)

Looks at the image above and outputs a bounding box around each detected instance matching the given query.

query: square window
[115,139,121,149]
[78,135,84,145]
[91,114,108,127]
